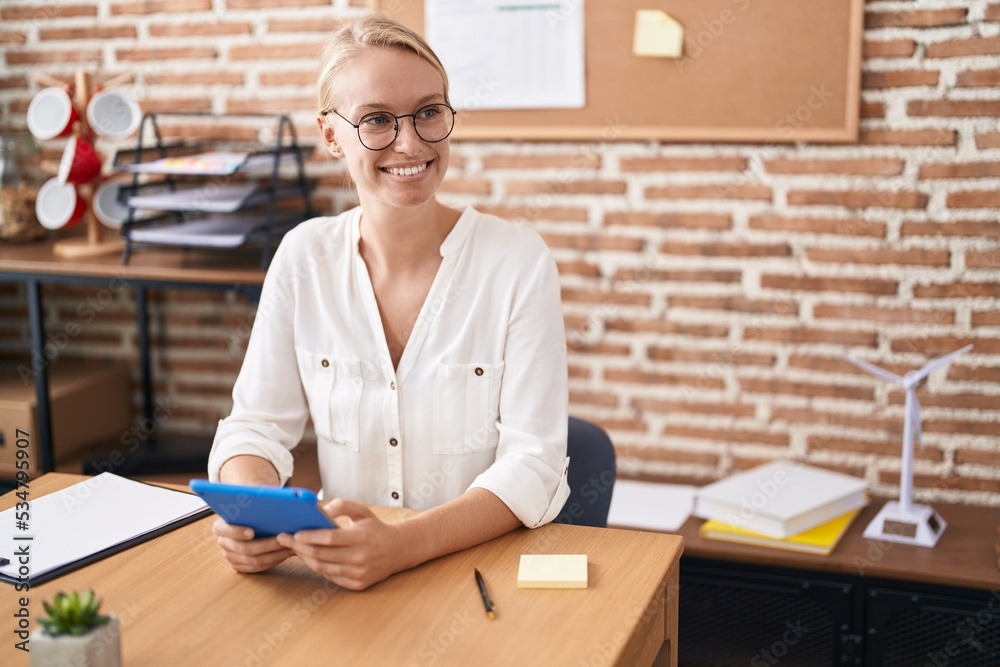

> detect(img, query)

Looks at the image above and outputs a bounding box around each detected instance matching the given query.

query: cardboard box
[0,362,131,478]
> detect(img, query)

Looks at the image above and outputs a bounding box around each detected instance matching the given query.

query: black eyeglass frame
[323,104,458,151]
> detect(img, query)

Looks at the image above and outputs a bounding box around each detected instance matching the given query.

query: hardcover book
[700,507,863,556]
[693,460,868,539]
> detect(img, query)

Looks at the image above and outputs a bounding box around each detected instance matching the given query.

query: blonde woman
[207,15,570,590]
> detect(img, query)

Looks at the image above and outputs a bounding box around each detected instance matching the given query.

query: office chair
[553,416,617,528]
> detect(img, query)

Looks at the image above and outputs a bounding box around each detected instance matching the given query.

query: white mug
[26,87,79,140]
[92,180,130,229]
[36,178,86,230]
[87,88,142,140]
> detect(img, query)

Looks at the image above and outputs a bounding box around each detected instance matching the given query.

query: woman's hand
[212,455,291,572]
[276,498,412,591]
[212,519,295,573]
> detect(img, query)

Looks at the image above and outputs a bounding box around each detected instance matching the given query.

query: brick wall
[1,1,999,506]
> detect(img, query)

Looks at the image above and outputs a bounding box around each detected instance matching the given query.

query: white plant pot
[30,615,121,667]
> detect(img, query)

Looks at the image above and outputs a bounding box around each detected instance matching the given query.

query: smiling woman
[204,15,571,591]
[317,39,455,212]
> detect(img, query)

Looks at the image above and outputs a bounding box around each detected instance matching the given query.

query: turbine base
[862,500,947,548]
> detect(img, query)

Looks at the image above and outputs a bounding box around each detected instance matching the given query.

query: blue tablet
[189,480,335,538]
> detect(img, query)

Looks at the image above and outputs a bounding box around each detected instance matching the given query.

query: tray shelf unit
[114,112,316,268]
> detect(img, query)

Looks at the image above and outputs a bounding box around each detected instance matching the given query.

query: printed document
[426,0,586,110]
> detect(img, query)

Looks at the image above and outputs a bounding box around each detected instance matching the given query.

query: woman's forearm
[394,488,522,571]
[218,454,281,486]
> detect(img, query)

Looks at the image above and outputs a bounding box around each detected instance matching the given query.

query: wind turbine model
[844,344,973,547]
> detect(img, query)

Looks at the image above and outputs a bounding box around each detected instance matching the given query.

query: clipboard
[0,473,211,586]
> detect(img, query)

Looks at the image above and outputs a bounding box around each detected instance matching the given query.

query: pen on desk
[474,568,495,620]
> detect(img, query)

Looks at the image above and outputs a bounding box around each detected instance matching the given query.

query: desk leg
[136,284,154,421]
[652,567,679,667]
[26,280,55,474]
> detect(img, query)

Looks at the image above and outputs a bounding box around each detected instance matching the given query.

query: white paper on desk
[608,480,696,532]
[0,473,208,584]
[426,0,586,110]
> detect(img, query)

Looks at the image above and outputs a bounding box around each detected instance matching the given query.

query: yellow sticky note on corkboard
[633,9,684,58]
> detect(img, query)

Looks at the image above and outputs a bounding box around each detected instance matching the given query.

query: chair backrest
[553,417,617,528]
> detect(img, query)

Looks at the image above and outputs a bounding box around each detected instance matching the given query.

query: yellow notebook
[699,508,862,556]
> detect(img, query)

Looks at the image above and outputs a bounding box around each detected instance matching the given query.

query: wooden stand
[32,69,129,259]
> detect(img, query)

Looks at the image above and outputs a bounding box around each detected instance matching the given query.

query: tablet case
[189,480,335,537]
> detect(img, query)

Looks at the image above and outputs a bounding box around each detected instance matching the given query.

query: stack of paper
[121,151,305,176]
[127,183,259,213]
[607,480,696,532]
[694,461,868,555]
[121,151,251,175]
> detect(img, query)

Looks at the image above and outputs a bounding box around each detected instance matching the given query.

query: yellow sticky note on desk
[633,10,684,58]
[518,554,588,589]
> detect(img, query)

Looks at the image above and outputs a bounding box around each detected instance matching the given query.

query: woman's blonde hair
[317,15,450,114]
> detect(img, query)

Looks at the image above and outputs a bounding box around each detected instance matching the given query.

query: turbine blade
[915,344,973,379]
[842,355,904,383]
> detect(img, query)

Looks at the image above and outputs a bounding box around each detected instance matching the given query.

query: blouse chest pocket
[432,361,505,455]
[295,348,362,452]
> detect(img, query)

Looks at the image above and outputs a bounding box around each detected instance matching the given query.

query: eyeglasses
[325,104,457,151]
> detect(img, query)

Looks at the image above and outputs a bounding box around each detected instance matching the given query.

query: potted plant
[32,590,121,667]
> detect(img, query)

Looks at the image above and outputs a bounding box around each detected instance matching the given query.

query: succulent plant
[39,590,111,637]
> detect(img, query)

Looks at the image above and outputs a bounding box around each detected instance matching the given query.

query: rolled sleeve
[470,424,570,528]
[468,245,570,528]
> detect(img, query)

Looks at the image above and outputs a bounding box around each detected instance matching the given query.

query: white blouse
[207,206,570,528]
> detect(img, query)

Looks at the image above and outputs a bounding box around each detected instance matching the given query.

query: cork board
[370,0,864,143]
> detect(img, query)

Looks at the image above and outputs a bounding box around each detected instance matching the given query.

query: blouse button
[474,367,484,376]
[389,438,398,447]
[321,359,329,368]
[391,491,399,500]
[390,381,396,390]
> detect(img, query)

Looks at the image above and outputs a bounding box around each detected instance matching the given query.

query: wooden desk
[0,238,266,476]
[665,500,1000,665]
[676,500,1000,591]
[0,234,267,286]
[1,474,684,667]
